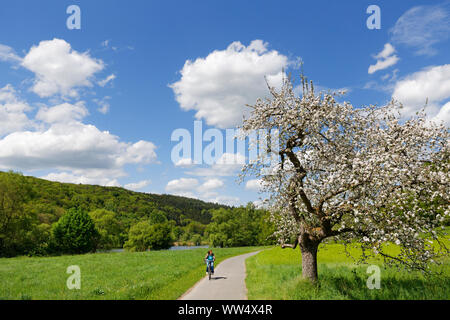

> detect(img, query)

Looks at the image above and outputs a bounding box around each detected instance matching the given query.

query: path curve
[179,251,260,300]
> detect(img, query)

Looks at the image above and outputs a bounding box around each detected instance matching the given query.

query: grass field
[246,240,450,300]
[0,246,263,300]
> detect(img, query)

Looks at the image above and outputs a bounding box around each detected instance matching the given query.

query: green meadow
[2,233,449,300]
[0,246,263,300]
[245,238,450,300]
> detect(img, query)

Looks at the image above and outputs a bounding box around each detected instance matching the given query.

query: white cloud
[174,158,194,167]
[252,199,268,209]
[0,85,33,136]
[392,64,450,125]
[374,43,396,60]
[381,69,399,82]
[21,38,104,97]
[208,195,241,206]
[0,44,21,63]
[0,121,157,172]
[368,43,399,74]
[42,171,121,187]
[199,191,219,199]
[124,180,151,191]
[172,191,198,198]
[363,69,399,93]
[432,101,450,125]
[390,3,450,56]
[164,176,239,205]
[197,178,224,194]
[0,97,158,186]
[98,74,116,87]
[314,85,351,95]
[245,179,263,192]
[170,40,290,128]
[165,178,199,194]
[186,152,245,177]
[0,40,157,187]
[93,96,111,114]
[116,140,158,166]
[368,56,399,75]
[216,152,246,165]
[167,153,245,204]
[36,102,88,124]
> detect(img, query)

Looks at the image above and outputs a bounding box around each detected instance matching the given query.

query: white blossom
[240,74,449,272]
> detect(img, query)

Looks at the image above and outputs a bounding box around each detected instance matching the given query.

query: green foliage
[0,171,273,256]
[123,221,153,252]
[149,209,168,225]
[177,220,208,244]
[51,208,100,254]
[89,209,124,250]
[0,171,37,257]
[206,204,276,247]
[26,223,52,256]
[0,171,228,257]
[191,234,202,246]
[124,220,174,251]
[148,222,174,250]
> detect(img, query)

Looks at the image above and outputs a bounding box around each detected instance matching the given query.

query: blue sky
[0,0,449,206]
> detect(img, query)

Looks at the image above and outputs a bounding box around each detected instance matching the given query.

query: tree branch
[281,234,299,249]
[330,227,355,237]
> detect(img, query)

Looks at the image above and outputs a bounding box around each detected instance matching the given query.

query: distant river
[100,245,209,253]
[169,245,209,251]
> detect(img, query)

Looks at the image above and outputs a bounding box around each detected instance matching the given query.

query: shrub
[51,208,100,254]
[124,221,173,251]
[89,209,123,250]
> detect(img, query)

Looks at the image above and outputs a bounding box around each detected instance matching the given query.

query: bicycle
[205,259,213,280]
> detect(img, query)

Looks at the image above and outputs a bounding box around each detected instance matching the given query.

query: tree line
[0,171,275,257]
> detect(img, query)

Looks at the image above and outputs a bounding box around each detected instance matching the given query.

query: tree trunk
[300,237,319,283]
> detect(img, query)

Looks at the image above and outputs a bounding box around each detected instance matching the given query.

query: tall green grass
[0,247,262,300]
[246,242,450,300]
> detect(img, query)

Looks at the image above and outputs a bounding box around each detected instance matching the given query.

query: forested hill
[0,171,228,226]
[1,171,274,257]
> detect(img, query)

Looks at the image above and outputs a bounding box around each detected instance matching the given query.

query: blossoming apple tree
[240,75,449,282]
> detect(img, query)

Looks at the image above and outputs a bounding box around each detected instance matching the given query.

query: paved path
[179,251,260,300]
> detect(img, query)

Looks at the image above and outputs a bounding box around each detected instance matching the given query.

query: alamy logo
[366,265,381,289]
[366,5,381,30]
[66,265,81,289]
[66,5,81,30]
[171,121,279,167]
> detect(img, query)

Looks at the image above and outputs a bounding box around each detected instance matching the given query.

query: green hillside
[0,171,228,256]
[0,171,274,257]
[0,170,227,225]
